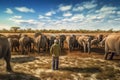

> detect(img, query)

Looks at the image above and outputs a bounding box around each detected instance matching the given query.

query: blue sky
[0,0,120,30]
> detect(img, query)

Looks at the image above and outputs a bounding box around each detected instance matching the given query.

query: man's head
[54,39,59,44]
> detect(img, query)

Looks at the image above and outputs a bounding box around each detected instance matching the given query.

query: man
[50,39,61,70]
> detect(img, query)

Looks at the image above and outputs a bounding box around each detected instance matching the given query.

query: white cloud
[63,12,72,17]
[13,16,22,19]
[83,1,97,9]
[45,10,56,16]
[5,8,13,14]
[9,16,37,25]
[38,15,50,19]
[70,14,85,21]
[72,0,97,11]
[15,7,35,13]
[0,24,11,30]
[73,6,84,11]
[117,11,120,15]
[59,4,72,11]
[99,6,117,12]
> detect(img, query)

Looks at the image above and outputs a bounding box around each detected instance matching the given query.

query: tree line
[0,27,120,33]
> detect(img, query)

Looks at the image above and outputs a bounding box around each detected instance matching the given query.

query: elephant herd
[0,33,120,72]
[7,32,66,54]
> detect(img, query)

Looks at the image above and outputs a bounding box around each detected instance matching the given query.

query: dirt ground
[0,33,120,80]
[0,48,120,80]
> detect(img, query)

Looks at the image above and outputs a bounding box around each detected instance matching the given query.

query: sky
[0,0,120,30]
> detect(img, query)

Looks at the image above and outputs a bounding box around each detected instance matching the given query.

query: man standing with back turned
[50,39,61,70]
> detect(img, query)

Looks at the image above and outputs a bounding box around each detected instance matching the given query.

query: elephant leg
[104,52,109,60]
[69,44,71,52]
[17,46,19,52]
[83,42,86,53]
[109,52,115,60]
[70,46,72,52]
[11,46,14,52]
[21,47,24,55]
[87,42,91,54]
[38,45,40,53]
[104,43,109,59]
[15,46,17,52]
[29,44,32,52]
[115,44,120,56]
[4,50,12,72]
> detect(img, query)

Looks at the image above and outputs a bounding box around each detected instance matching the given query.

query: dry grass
[1,53,120,80]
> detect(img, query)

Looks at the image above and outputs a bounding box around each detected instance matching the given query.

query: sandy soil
[0,49,120,80]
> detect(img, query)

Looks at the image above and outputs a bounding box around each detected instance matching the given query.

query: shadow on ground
[0,72,40,80]
[91,47,104,54]
[11,56,38,63]
[60,67,102,73]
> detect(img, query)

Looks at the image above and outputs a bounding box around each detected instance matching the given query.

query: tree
[11,27,20,32]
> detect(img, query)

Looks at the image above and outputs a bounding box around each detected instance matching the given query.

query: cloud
[13,16,22,19]
[94,6,117,20]
[38,15,50,19]
[63,12,72,17]
[45,10,56,16]
[9,16,37,25]
[5,8,13,14]
[8,15,46,29]
[83,0,97,9]
[99,6,117,12]
[73,6,84,11]
[0,24,11,30]
[15,7,35,13]
[117,11,120,15]
[59,4,72,11]
[73,0,97,12]
[70,14,85,22]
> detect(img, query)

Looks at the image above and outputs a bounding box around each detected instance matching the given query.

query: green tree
[11,26,20,32]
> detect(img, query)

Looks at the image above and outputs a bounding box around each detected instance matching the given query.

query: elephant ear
[34,32,42,38]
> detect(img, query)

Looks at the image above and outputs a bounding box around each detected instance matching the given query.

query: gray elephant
[34,33,48,53]
[97,34,103,42]
[48,35,56,50]
[104,34,120,60]
[8,37,19,52]
[77,35,92,53]
[66,35,77,51]
[7,33,21,39]
[57,34,66,50]
[19,35,30,54]
[99,37,106,47]
[91,39,100,47]
[27,37,35,52]
[0,35,12,72]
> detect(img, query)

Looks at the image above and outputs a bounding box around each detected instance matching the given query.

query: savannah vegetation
[0,26,120,33]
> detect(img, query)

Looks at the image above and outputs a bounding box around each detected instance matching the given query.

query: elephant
[104,34,120,60]
[57,34,66,50]
[8,37,19,52]
[7,33,21,39]
[66,35,77,51]
[97,34,103,42]
[77,35,92,53]
[48,35,56,50]
[91,39,100,47]
[34,34,48,53]
[0,35,12,72]
[27,37,35,52]
[99,37,106,47]
[19,35,30,54]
